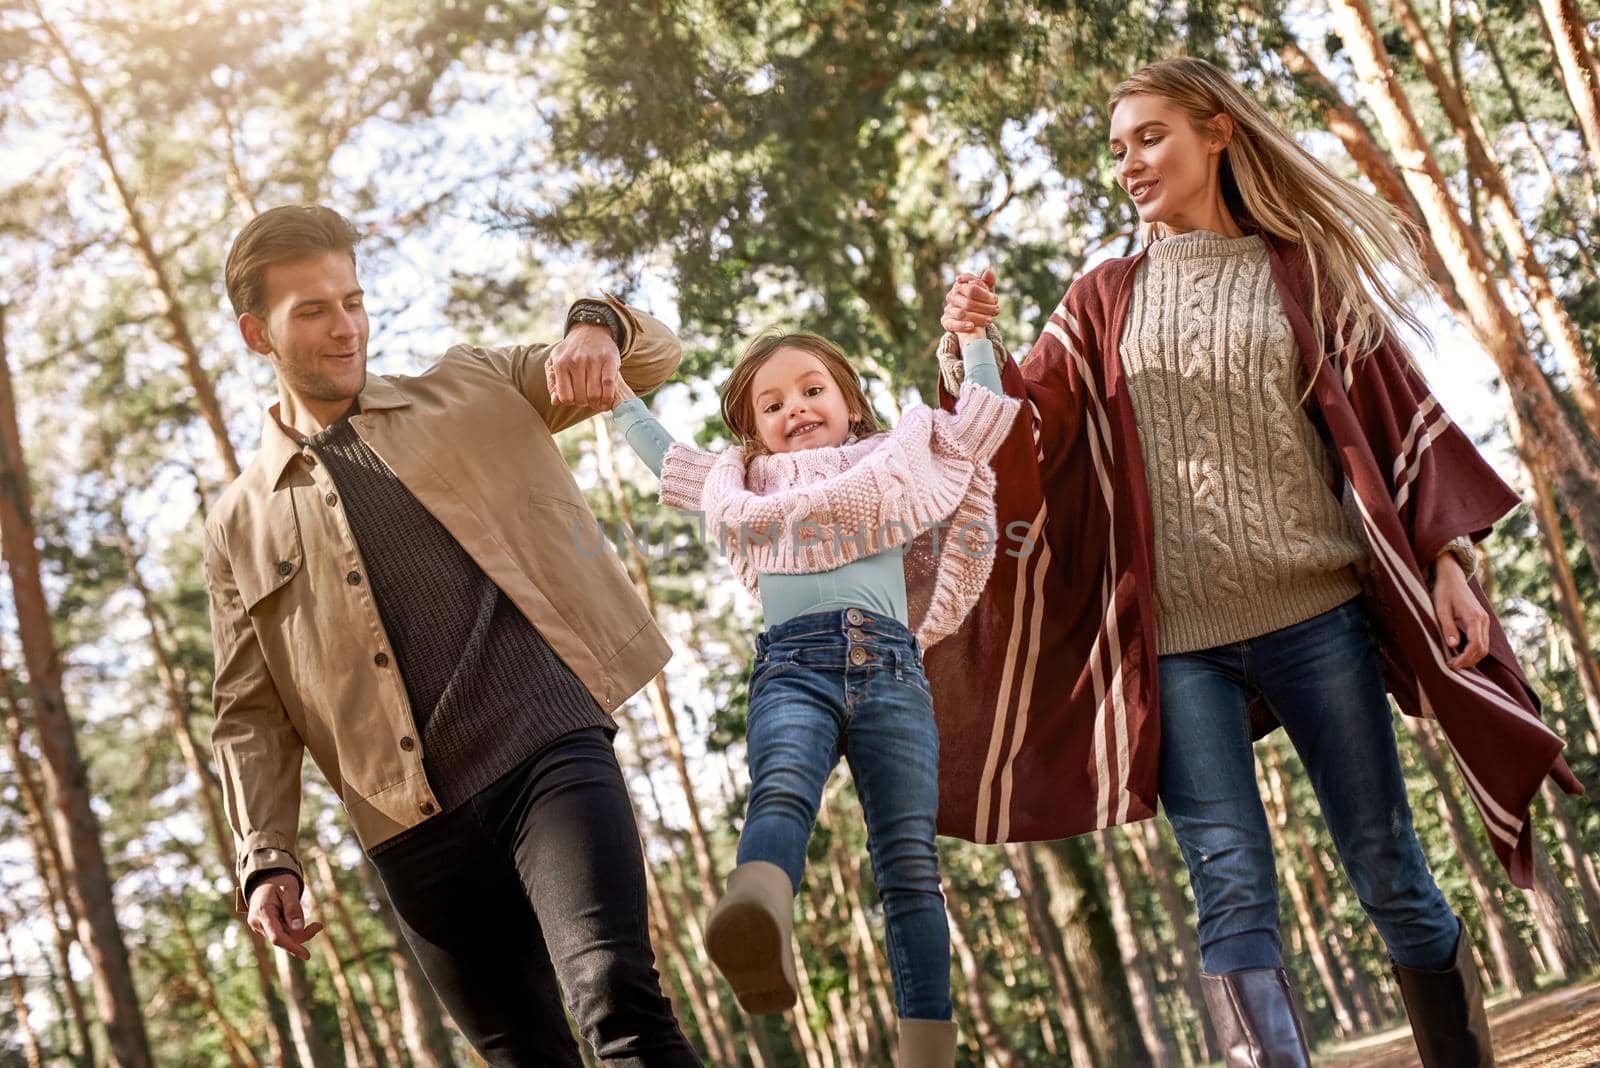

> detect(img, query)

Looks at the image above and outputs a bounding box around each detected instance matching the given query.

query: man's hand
[942,268,999,343]
[247,872,324,960]
[1432,553,1489,670]
[612,377,637,409]
[547,323,623,411]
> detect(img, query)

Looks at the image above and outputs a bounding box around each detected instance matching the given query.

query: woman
[935,57,1577,1068]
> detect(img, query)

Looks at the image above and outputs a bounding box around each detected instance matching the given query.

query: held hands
[247,872,324,960]
[942,268,999,344]
[546,323,623,411]
[1431,554,1489,670]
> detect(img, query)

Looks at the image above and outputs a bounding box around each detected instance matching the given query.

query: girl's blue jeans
[738,607,953,1021]
[1158,598,1461,975]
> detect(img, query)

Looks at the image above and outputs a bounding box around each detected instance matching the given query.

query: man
[205,204,700,1066]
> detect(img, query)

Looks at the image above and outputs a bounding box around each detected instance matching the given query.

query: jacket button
[850,647,869,666]
[399,736,415,751]
[346,570,362,585]
[275,561,293,576]
[373,652,389,667]
[846,608,865,625]
[325,492,338,506]
[302,451,317,467]
[419,800,436,815]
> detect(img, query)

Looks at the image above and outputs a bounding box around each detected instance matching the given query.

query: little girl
[604,329,1016,1067]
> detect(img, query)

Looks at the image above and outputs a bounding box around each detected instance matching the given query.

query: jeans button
[848,627,866,641]
[850,647,868,666]
[846,608,864,625]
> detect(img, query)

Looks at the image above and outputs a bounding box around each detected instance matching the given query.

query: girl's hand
[942,268,999,343]
[1432,554,1489,670]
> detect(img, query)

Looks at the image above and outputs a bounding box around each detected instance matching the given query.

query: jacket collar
[258,373,412,490]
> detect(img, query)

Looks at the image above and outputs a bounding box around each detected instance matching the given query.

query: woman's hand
[942,268,999,344]
[1432,553,1489,670]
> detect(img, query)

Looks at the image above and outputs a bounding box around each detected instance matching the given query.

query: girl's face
[748,347,857,454]
[1109,93,1231,233]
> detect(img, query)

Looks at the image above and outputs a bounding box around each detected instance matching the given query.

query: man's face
[240,251,369,411]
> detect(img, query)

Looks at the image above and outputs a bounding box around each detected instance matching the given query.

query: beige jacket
[204,298,677,910]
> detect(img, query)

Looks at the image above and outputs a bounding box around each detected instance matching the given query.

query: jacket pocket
[231,493,305,614]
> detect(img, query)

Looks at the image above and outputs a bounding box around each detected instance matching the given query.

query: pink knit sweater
[658,380,1020,647]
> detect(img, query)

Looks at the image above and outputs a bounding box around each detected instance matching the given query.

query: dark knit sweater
[308,413,612,824]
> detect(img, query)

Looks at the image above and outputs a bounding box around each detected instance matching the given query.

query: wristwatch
[565,299,626,351]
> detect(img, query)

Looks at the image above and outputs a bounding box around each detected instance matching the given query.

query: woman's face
[1109,93,1230,233]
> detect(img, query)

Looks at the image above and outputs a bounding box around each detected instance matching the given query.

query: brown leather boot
[705,861,798,1014]
[1200,967,1312,1067]
[1391,920,1495,1067]
[895,1018,957,1068]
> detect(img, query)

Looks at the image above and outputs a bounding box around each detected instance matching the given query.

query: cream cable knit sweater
[1125,230,1368,654]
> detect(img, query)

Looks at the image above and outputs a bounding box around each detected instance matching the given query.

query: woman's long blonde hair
[1110,58,1430,362]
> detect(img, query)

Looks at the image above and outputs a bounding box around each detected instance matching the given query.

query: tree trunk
[1036,839,1151,1064]
[1464,0,1600,262]
[1403,719,1539,994]
[1094,831,1180,1065]
[1540,781,1600,935]
[1286,809,1384,1028]
[0,308,152,1067]
[790,921,836,1068]
[1529,836,1600,977]
[29,4,241,481]
[1005,843,1093,1066]
[1276,36,1462,303]
[816,802,895,1048]
[0,909,45,1068]
[1389,0,1600,442]
[309,848,409,1068]
[1323,0,1600,569]
[1259,754,1358,1037]
[592,422,720,899]
[114,518,297,1067]
[353,854,457,1068]
[1126,821,1216,1061]
[944,891,1020,1065]
[0,684,96,1065]
[614,720,746,1066]
[168,900,261,1068]
[641,858,724,1065]
[1507,413,1600,740]
[1540,0,1600,179]
[315,922,379,1068]
[278,953,340,1068]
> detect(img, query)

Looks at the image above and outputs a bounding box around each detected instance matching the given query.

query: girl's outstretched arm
[608,379,676,479]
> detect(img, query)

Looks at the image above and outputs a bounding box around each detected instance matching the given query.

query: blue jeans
[1158,599,1460,975]
[738,608,953,1021]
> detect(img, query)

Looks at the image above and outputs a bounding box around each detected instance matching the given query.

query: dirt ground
[1315,979,1600,1067]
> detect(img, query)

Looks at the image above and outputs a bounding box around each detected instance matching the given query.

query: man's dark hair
[225,205,361,318]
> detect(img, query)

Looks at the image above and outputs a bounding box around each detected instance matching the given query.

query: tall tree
[0,305,151,1065]
[1324,0,1600,570]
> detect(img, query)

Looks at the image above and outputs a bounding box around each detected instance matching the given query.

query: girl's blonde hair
[1110,57,1430,362]
[720,332,883,456]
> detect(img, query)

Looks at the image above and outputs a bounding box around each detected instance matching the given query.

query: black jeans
[368,728,700,1066]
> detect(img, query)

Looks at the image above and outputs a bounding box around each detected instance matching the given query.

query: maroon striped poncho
[923,234,1579,888]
